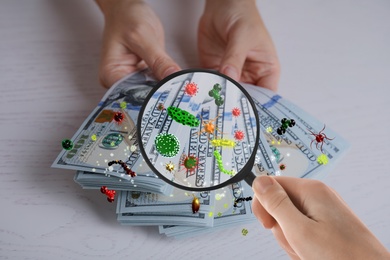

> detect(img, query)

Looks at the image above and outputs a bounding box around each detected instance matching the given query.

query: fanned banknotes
[52,70,348,237]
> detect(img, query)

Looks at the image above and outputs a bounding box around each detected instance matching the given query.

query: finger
[255,67,280,92]
[272,224,300,260]
[219,27,252,81]
[272,176,336,218]
[252,176,305,233]
[252,194,276,229]
[99,39,140,88]
[130,38,181,80]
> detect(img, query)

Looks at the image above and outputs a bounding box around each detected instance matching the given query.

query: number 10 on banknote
[136,69,261,191]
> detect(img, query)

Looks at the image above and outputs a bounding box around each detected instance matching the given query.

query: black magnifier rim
[137,68,260,192]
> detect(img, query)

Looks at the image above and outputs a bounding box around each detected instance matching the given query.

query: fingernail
[162,67,177,79]
[253,176,274,195]
[223,66,238,81]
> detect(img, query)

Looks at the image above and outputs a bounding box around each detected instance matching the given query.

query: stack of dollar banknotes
[52,70,349,238]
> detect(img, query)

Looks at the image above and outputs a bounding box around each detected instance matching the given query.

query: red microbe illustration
[234,130,245,141]
[113,111,124,124]
[100,186,116,203]
[184,82,198,97]
[181,155,198,173]
[308,125,334,152]
[232,107,241,117]
[157,103,165,111]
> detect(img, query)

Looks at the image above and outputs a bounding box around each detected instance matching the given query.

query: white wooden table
[1,0,389,259]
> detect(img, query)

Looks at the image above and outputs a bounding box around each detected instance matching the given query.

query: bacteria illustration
[155,133,180,157]
[308,125,334,152]
[167,106,200,127]
[277,118,296,135]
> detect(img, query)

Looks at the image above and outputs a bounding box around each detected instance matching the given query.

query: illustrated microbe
[317,153,329,165]
[308,125,334,152]
[164,161,176,173]
[100,186,116,203]
[155,133,180,157]
[120,101,127,109]
[195,114,224,140]
[279,164,286,170]
[108,160,136,177]
[234,130,245,141]
[184,82,198,97]
[181,155,198,172]
[213,150,235,176]
[157,103,165,111]
[192,195,200,214]
[167,106,200,127]
[277,118,295,135]
[62,139,74,150]
[113,111,124,124]
[234,196,253,207]
[232,107,241,117]
[211,139,236,147]
[208,83,224,106]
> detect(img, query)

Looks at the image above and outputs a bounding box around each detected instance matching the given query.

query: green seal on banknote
[100,133,124,149]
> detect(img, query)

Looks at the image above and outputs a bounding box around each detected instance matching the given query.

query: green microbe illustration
[155,133,180,157]
[167,106,200,127]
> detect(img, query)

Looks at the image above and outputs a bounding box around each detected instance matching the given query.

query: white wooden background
[0,0,389,259]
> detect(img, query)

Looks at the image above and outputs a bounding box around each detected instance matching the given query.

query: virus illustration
[184,82,198,97]
[156,103,165,111]
[194,114,224,140]
[208,83,224,106]
[279,163,286,171]
[277,118,296,135]
[211,138,236,147]
[317,153,329,165]
[308,125,334,152]
[155,133,180,157]
[180,155,198,173]
[119,101,127,109]
[213,150,235,176]
[113,111,124,124]
[167,106,200,127]
[232,107,241,117]
[61,139,73,150]
[108,160,136,177]
[234,130,245,141]
[164,161,176,173]
[234,196,253,207]
[191,195,200,214]
[100,186,116,203]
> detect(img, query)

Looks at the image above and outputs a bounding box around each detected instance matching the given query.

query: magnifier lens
[138,70,259,191]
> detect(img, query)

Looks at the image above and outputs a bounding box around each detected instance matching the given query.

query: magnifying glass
[137,69,259,191]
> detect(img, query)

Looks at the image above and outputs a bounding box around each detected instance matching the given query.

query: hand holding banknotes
[95,0,181,88]
[198,0,280,91]
[252,176,390,259]
[95,0,280,91]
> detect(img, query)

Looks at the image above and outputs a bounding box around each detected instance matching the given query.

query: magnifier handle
[244,171,257,187]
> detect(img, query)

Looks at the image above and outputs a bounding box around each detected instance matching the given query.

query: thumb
[134,42,180,80]
[252,176,305,232]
